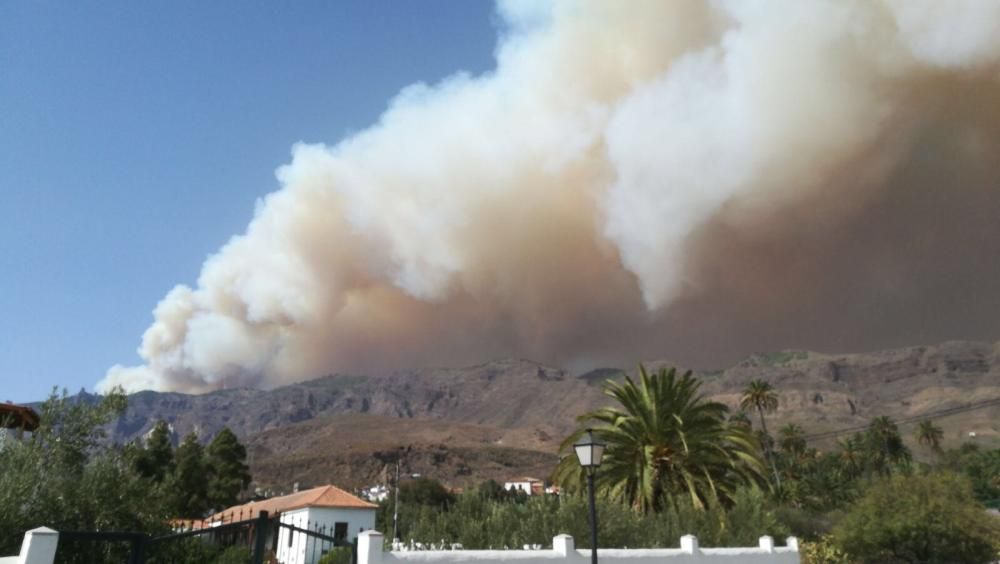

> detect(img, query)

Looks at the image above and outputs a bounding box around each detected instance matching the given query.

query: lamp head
[573,428,605,468]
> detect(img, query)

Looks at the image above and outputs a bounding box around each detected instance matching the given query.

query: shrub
[800,536,848,564]
[317,546,353,564]
[394,485,787,549]
[832,472,1000,564]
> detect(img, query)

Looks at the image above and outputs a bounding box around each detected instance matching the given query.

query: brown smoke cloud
[99,0,1000,393]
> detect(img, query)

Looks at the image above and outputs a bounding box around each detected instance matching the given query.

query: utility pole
[392,455,401,542]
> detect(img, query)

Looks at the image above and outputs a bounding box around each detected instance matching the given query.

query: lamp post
[574,428,605,564]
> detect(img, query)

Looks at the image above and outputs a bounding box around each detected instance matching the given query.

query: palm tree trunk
[758,408,781,488]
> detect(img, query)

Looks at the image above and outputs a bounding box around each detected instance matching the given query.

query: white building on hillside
[504,477,544,496]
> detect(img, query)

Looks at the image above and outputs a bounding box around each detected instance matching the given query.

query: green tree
[206,427,251,509]
[171,432,210,518]
[963,449,1000,508]
[399,476,455,510]
[475,479,520,503]
[864,416,911,477]
[914,419,943,454]
[943,445,1000,508]
[832,472,1000,564]
[837,434,865,480]
[740,379,781,487]
[377,477,457,537]
[728,410,753,429]
[778,424,807,458]
[0,389,172,562]
[555,365,765,512]
[134,420,175,482]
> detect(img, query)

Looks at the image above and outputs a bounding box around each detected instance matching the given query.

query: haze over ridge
[101,0,1000,394]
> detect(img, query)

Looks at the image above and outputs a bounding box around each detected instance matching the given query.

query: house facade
[207,484,377,564]
[277,506,376,564]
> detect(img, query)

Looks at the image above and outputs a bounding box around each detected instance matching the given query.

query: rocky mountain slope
[86,340,999,490]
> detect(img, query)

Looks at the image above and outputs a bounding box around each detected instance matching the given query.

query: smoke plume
[100,0,1000,393]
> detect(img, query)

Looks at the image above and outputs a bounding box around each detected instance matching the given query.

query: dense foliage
[384,367,1000,562]
[378,481,787,549]
[4,369,1000,564]
[205,427,253,509]
[0,389,253,563]
[553,366,765,512]
[831,472,1000,564]
[0,390,170,560]
[941,443,1000,509]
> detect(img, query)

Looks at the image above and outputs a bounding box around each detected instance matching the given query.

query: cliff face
[89,340,998,490]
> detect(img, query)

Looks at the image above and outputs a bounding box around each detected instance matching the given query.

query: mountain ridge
[30,340,1000,490]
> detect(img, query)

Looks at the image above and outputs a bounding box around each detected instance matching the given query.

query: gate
[55,510,273,564]
[53,510,357,564]
[275,519,357,564]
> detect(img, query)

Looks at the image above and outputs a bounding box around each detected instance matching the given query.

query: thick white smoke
[100,0,1000,393]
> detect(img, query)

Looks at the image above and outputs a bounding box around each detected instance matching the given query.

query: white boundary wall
[1,526,799,564]
[0,527,59,564]
[359,532,799,564]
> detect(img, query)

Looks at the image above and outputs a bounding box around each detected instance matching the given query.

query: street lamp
[574,429,605,564]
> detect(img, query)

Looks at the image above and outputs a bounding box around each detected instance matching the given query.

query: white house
[504,477,544,496]
[362,484,390,502]
[210,484,377,564]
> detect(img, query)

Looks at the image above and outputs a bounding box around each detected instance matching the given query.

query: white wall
[358,532,799,564]
[277,507,377,564]
[503,482,533,495]
[1,527,59,564]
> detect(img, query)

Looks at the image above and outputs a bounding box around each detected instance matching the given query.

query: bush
[212,545,252,564]
[832,472,1000,564]
[317,546,353,564]
[391,485,787,549]
[800,536,848,564]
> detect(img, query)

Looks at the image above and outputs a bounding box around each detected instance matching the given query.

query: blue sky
[1,1,498,402]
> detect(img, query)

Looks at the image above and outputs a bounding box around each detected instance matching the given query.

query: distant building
[362,484,390,502]
[504,477,545,496]
[0,402,40,448]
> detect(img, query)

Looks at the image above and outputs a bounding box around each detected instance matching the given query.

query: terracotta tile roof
[208,485,376,522]
[0,403,40,431]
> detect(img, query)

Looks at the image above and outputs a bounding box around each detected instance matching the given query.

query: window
[334,522,348,541]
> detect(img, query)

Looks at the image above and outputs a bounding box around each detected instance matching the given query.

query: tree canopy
[0,389,170,561]
[555,365,765,512]
[832,472,1000,564]
[206,427,252,509]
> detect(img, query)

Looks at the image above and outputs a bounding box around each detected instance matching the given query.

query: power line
[801,396,1000,443]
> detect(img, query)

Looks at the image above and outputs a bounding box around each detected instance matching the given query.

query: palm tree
[915,420,944,454]
[554,365,765,513]
[838,434,865,479]
[740,379,781,486]
[865,416,911,477]
[779,424,807,456]
[728,411,753,429]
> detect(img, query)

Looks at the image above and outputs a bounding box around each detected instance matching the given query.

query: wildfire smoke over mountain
[101,0,1000,393]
